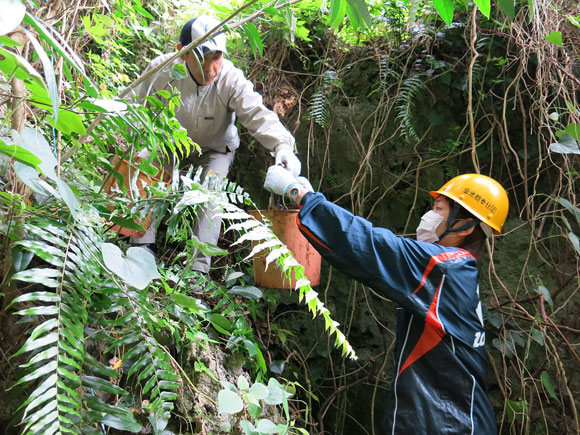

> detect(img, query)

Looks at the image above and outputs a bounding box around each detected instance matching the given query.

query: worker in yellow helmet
[264,167,508,434]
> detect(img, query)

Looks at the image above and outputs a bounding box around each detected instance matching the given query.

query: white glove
[275,148,301,177]
[264,165,299,196]
[296,176,314,193]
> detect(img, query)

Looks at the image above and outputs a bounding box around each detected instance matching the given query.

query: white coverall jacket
[131,52,295,272]
[134,52,295,156]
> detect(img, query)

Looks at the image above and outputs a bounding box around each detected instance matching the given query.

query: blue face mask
[416,211,445,243]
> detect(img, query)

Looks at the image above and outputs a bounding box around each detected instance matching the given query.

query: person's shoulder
[398,238,473,262]
[218,59,245,80]
[148,52,180,69]
[213,59,247,96]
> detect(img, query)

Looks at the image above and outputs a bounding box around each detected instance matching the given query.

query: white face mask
[416,211,445,243]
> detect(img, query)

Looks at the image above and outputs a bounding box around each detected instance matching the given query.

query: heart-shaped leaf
[12,127,57,180]
[228,285,263,300]
[101,243,160,290]
[545,31,562,46]
[169,63,187,80]
[0,0,26,36]
[217,389,243,414]
[549,134,579,154]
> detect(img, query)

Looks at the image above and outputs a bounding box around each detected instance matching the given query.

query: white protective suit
[131,52,295,272]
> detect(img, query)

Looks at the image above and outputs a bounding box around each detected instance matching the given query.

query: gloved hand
[275,148,301,177]
[296,176,314,193]
[264,165,299,196]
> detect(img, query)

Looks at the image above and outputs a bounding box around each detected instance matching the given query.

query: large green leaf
[534,285,553,311]
[188,233,228,256]
[545,31,563,46]
[264,378,293,406]
[329,0,347,29]
[549,134,579,154]
[171,293,209,315]
[0,46,49,102]
[227,285,263,301]
[0,137,42,169]
[31,101,87,135]
[100,414,143,433]
[22,12,99,98]
[540,371,560,403]
[346,0,373,30]
[14,162,56,195]
[208,313,233,334]
[12,127,58,180]
[557,123,580,141]
[101,243,160,290]
[83,396,133,417]
[568,232,580,255]
[497,0,515,20]
[555,197,580,223]
[249,382,269,400]
[55,178,81,220]
[255,419,281,434]
[24,28,59,120]
[243,22,263,58]
[433,0,455,24]
[473,0,491,17]
[0,0,25,36]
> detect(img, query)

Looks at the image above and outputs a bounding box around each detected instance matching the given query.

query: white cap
[179,15,227,56]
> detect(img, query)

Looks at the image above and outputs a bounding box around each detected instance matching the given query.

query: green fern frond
[306,92,331,128]
[395,74,427,143]
[219,202,358,360]
[9,219,142,435]
[169,173,357,359]
[306,69,342,129]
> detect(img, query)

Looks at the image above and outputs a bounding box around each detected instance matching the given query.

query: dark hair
[452,201,487,259]
[439,196,487,259]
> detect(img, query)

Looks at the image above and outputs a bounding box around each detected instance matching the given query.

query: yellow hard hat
[430,174,509,234]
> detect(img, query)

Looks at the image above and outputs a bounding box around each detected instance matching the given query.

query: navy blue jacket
[297,193,497,434]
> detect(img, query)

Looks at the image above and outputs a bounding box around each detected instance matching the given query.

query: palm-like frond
[9,219,142,434]
[168,172,358,360]
[5,161,356,435]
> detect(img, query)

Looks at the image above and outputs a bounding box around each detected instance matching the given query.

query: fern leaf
[395,74,427,142]
[8,219,141,434]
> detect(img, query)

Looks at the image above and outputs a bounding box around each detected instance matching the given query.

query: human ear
[176,43,186,61]
[458,226,475,237]
[456,220,476,237]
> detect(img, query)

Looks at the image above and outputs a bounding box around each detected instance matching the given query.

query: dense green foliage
[1,0,579,434]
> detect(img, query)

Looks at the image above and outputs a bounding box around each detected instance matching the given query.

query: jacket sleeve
[221,66,295,153]
[297,192,447,310]
[127,54,173,105]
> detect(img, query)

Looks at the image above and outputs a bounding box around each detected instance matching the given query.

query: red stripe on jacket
[399,279,446,375]
[412,250,474,295]
[296,212,331,251]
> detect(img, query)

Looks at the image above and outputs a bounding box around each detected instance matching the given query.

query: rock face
[177,342,282,434]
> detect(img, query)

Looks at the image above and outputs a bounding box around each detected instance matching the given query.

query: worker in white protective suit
[130,15,301,274]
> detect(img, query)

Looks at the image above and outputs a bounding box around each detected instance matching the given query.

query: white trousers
[131,148,235,273]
